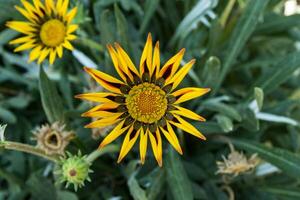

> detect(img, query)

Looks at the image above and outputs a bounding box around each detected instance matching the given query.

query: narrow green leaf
[57,191,78,200]
[139,0,160,34]
[114,4,129,50]
[202,101,242,122]
[214,0,270,93]
[254,87,264,110]
[165,148,194,200]
[261,187,300,198]
[254,52,300,94]
[232,139,300,178]
[39,66,65,123]
[255,13,300,34]
[147,169,165,200]
[127,174,148,200]
[202,56,221,89]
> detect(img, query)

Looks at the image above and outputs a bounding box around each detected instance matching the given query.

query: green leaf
[254,52,300,94]
[139,0,160,34]
[0,107,17,124]
[255,13,300,35]
[165,148,194,200]
[114,4,129,50]
[202,101,242,122]
[216,114,233,133]
[127,174,148,200]
[202,56,221,89]
[254,87,264,110]
[26,173,57,200]
[57,191,78,200]
[232,139,300,178]
[39,66,65,123]
[261,187,300,198]
[147,169,165,200]
[214,0,270,93]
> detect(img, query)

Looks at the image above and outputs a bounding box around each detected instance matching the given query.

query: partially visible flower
[0,124,7,143]
[6,0,78,64]
[216,144,259,177]
[56,151,92,191]
[32,122,75,155]
[76,33,210,166]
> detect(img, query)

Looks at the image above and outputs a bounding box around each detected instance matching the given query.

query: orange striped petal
[117,126,140,163]
[172,87,210,104]
[140,33,153,76]
[159,48,185,81]
[84,67,124,94]
[171,106,206,121]
[169,115,206,140]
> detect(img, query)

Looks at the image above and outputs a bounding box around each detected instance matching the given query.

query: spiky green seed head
[56,152,92,191]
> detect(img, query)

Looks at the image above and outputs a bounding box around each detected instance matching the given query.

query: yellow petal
[56,0,63,10]
[66,7,78,23]
[56,45,63,58]
[139,33,153,76]
[117,126,140,163]
[160,123,183,155]
[14,42,36,52]
[107,44,127,82]
[169,115,206,140]
[15,6,36,22]
[45,0,55,13]
[84,67,124,94]
[172,87,211,104]
[149,129,162,167]
[85,113,122,128]
[153,41,160,77]
[29,45,42,62]
[139,129,148,164]
[49,48,57,65]
[38,47,50,64]
[38,48,51,64]
[6,21,36,34]
[81,102,119,117]
[60,0,69,15]
[9,36,33,45]
[168,59,195,90]
[159,48,185,81]
[67,24,78,34]
[99,120,129,148]
[33,0,44,16]
[62,40,74,50]
[66,34,77,40]
[171,106,206,121]
[21,0,37,14]
[114,43,140,79]
[75,92,117,103]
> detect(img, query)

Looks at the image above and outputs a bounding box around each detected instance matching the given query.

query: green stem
[86,144,119,163]
[1,141,59,162]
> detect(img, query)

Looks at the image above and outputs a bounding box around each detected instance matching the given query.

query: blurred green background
[1,0,300,199]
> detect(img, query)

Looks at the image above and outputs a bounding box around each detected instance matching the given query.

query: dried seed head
[216,144,259,177]
[32,122,75,155]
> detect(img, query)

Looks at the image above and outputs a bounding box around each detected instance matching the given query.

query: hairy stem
[1,141,59,162]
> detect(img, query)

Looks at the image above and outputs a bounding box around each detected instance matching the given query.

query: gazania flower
[6,0,78,64]
[76,34,210,166]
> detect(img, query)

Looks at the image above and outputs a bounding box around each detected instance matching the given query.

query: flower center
[126,83,168,123]
[40,19,66,47]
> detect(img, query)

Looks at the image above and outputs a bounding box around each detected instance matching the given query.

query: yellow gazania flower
[6,0,78,64]
[76,34,210,166]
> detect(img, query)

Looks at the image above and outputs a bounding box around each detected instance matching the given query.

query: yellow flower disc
[126,83,167,123]
[40,19,66,47]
